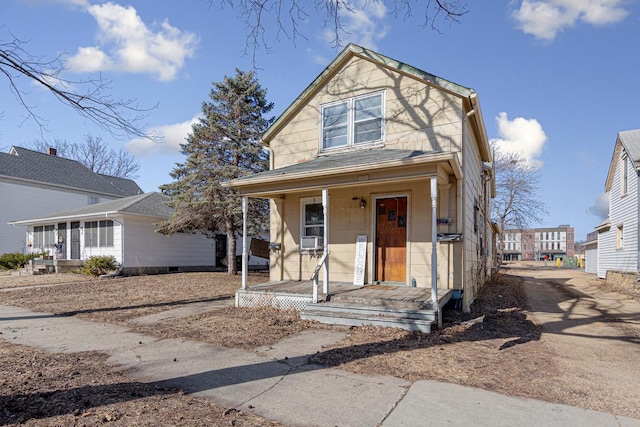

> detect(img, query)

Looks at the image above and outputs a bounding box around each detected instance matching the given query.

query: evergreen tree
[159,69,274,274]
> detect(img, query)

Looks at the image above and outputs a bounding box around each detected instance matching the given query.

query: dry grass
[1,269,639,423]
[0,340,282,426]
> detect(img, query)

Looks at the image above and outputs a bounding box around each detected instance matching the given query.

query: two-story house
[225,44,495,319]
[596,129,640,278]
[0,146,142,255]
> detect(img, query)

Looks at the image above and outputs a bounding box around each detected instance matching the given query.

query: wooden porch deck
[235,280,455,317]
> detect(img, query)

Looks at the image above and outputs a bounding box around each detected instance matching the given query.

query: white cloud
[513,0,630,41]
[126,117,197,157]
[490,112,548,169]
[66,2,198,81]
[588,192,609,220]
[322,0,389,50]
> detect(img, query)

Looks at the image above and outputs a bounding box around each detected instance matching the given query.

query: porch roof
[223,149,462,197]
[8,192,172,225]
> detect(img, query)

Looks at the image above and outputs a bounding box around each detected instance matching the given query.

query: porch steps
[328,292,435,311]
[300,302,436,333]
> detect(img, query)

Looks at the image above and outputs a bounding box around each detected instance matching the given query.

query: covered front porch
[236,280,455,332]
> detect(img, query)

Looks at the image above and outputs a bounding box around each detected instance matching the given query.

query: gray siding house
[596,129,640,278]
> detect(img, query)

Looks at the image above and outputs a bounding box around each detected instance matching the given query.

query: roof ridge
[118,191,156,211]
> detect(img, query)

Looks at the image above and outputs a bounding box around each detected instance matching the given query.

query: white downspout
[430,176,439,325]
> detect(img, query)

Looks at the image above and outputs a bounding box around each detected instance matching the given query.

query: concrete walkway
[1,304,638,426]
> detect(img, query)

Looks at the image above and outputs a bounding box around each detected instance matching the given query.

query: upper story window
[622,154,628,196]
[321,92,384,150]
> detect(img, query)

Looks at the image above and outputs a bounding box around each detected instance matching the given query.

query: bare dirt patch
[0,340,282,426]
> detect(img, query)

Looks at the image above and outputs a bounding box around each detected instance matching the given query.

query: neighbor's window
[622,154,628,196]
[84,220,114,248]
[33,226,43,249]
[301,198,324,239]
[321,92,384,150]
[616,224,624,250]
[99,220,114,247]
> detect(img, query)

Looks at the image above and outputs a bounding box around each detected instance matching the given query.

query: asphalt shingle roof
[0,147,143,197]
[11,192,172,223]
[618,129,640,164]
[230,149,441,183]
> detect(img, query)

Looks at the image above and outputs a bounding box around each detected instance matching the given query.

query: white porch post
[322,188,329,295]
[241,196,248,290]
[430,177,439,319]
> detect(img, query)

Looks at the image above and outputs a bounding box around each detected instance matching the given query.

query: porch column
[241,196,248,289]
[322,188,329,295]
[430,177,439,318]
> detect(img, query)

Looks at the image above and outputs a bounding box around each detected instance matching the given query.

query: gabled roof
[605,129,640,192]
[0,146,143,197]
[261,43,491,162]
[9,192,172,224]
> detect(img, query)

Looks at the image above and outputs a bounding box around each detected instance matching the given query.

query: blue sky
[2,0,639,241]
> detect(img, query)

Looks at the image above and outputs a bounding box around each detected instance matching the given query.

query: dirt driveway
[503,263,640,417]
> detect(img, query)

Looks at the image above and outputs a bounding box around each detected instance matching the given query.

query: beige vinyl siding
[270,56,465,170]
[269,180,461,288]
[461,115,485,310]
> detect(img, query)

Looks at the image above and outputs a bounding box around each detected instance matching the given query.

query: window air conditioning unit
[300,236,322,251]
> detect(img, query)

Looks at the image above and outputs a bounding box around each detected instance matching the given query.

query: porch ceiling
[223,149,461,197]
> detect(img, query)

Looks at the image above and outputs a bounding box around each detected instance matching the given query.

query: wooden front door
[375,197,407,283]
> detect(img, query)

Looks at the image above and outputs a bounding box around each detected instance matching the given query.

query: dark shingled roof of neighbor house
[0,146,143,197]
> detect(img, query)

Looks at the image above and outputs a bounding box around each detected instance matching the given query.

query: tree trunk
[226,219,237,275]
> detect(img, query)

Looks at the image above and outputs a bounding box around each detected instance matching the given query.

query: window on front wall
[84,220,114,248]
[321,92,384,150]
[301,198,324,239]
[616,224,624,250]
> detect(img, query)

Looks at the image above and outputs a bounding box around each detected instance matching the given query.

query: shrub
[0,252,45,271]
[79,255,120,277]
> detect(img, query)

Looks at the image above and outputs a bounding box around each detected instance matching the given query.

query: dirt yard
[1,265,639,425]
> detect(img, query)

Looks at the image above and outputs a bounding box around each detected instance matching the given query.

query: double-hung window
[301,199,324,239]
[321,92,384,150]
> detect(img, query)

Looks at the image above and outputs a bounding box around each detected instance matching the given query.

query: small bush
[0,252,45,271]
[79,255,120,277]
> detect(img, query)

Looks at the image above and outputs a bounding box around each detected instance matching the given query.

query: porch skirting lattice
[235,288,313,311]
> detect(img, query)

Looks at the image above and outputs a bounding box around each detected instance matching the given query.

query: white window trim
[300,196,324,253]
[621,153,628,196]
[319,90,385,152]
[616,224,624,250]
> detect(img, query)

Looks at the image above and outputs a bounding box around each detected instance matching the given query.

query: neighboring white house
[0,146,142,255]
[596,129,640,278]
[9,192,217,274]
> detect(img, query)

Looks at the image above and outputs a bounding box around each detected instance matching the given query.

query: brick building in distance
[502,225,575,261]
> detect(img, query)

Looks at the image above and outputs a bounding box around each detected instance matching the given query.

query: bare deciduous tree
[28,134,140,179]
[1,35,153,140]
[491,149,548,257]
[211,0,468,58]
